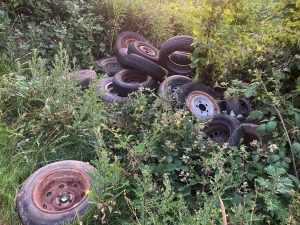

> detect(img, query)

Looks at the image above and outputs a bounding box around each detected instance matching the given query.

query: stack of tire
[92,31,267,152]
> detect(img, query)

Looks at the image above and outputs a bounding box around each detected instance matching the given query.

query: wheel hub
[33,168,90,213]
[186,91,219,120]
[138,45,156,57]
[239,97,254,116]
[204,123,230,146]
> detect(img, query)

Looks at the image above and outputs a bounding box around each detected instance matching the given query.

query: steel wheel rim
[205,123,230,145]
[136,44,157,58]
[239,97,254,115]
[121,72,148,84]
[171,83,184,96]
[32,168,90,213]
[106,82,121,96]
[186,91,219,120]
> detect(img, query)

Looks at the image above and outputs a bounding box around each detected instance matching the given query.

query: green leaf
[257,124,266,133]
[244,90,253,98]
[165,163,176,172]
[266,121,277,132]
[0,130,14,136]
[287,174,300,185]
[291,142,300,154]
[252,154,260,163]
[249,110,258,119]
[190,179,198,185]
[267,154,280,163]
[166,155,173,163]
[156,163,164,173]
[271,18,280,27]
[295,113,300,122]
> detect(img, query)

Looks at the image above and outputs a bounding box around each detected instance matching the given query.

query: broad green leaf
[267,154,280,163]
[166,155,173,163]
[295,112,300,122]
[257,124,266,133]
[291,142,300,154]
[156,163,164,173]
[266,121,277,132]
[271,18,280,27]
[190,179,198,185]
[0,130,14,136]
[249,110,258,119]
[165,163,176,172]
[287,174,300,185]
[244,90,253,98]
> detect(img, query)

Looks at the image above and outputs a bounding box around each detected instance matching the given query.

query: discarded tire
[169,51,191,65]
[96,77,128,103]
[159,36,195,75]
[94,57,125,77]
[176,82,226,121]
[204,114,244,147]
[115,31,148,50]
[242,123,267,152]
[67,69,97,89]
[128,41,160,64]
[113,69,158,97]
[126,53,168,81]
[116,48,131,68]
[16,160,95,225]
[157,75,192,97]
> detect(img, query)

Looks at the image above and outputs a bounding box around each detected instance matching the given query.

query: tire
[159,36,195,75]
[16,160,95,225]
[94,57,125,77]
[169,51,191,65]
[242,123,268,152]
[128,41,160,64]
[204,114,244,147]
[157,75,192,97]
[175,82,226,121]
[239,97,255,117]
[116,48,131,68]
[96,77,128,103]
[67,69,97,89]
[126,53,168,81]
[115,31,148,50]
[224,97,241,117]
[113,69,158,97]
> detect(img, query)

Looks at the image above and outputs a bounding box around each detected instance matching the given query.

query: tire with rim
[242,123,268,152]
[126,53,168,81]
[157,75,192,97]
[16,160,95,225]
[67,69,97,89]
[175,82,226,121]
[113,69,158,97]
[204,114,244,147]
[115,31,148,50]
[159,36,195,75]
[96,77,128,103]
[94,57,125,77]
[128,41,160,64]
[116,48,131,68]
[169,51,191,65]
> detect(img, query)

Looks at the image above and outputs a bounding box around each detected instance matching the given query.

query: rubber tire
[115,31,148,50]
[67,69,97,89]
[224,97,241,117]
[126,53,168,82]
[94,57,125,77]
[204,114,244,147]
[169,51,191,65]
[116,48,131,68]
[128,41,160,64]
[113,69,158,97]
[242,123,267,152]
[16,160,95,225]
[159,36,195,75]
[157,75,192,97]
[175,82,226,120]
[96,77,128,103]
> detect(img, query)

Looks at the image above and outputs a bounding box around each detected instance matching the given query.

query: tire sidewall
[16,160,95,225]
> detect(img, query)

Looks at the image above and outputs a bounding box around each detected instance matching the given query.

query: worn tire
[113,69,158,97]
[128,41,160,64]
[175,82,226,121]
[67,69,97,89]
[224,97,242,117]
[126,53,168,81]
[204,114,244,147]
[169,51,191,65]
[116,48,131,68]
[115,31,148,50]
[242,123,268,152]
[16,160,95,225]
[94,57,125,77]
[159,36,195,75]
[96,77,128,103]
[157,75,192,97]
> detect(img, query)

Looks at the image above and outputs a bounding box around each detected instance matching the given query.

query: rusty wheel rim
[121,72,148,84]
[121,37,138,48]
[186,91,219,120]
[205,123,230,145]
[136,44,157,58]
[32,168,90,213]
